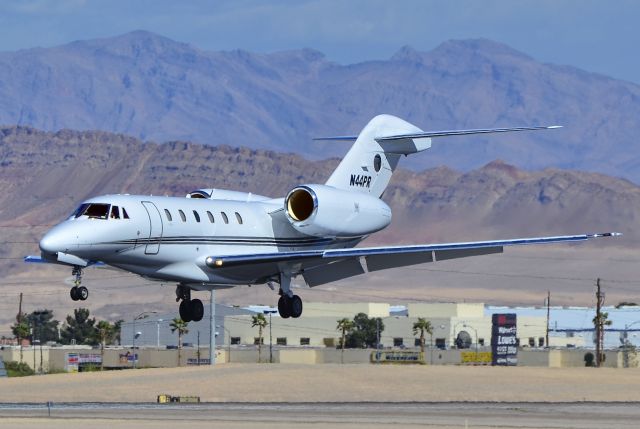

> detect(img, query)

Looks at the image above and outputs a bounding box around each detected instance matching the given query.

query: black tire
[78,286,89,301]
[278,295,291,319]
[179,300,192,322]
[290,295,303,318]
[70,287,79,301]
[190,299,204,322]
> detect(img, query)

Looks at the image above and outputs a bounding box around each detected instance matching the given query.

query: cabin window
[193,210,201,223]
[110,206,120,219]
[221,212,229,224]
[122,208,130,219]
[164,209,172,222]
[179,210,186,222]
[235,212,243,224]
[207,211,214,223]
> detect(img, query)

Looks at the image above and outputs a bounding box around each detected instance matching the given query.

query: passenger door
[141,201,163,255]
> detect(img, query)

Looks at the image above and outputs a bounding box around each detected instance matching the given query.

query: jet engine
[284,184,391,237]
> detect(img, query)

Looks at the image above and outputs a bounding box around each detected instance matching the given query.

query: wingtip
[547,125,563,129]
[589,232,622,238]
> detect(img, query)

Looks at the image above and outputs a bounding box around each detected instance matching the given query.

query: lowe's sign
[491,313,518,366]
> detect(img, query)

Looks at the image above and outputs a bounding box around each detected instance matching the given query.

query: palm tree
[412,318,433,355]
[170,318,189,366]
[251,314,268,363]
[336,318,354,364]
[96,320,115,370]
[11,314,30,363]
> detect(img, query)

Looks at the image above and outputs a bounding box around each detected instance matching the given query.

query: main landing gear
[276,272,303,319]
[278,294,302,319]
[176,285,204,322]
[69,266,88,302]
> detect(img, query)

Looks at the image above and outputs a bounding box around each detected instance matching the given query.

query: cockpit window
[122,207,130,219]
[71,203,89,219]
[110,206,120,219]
[77,203,110,219]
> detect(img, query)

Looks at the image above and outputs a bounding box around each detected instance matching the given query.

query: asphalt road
[0,402,638,429]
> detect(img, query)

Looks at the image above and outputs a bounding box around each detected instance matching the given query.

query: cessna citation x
[28,115,619,322]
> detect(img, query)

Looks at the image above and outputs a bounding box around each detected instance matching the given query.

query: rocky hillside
[0,126,636,276]
[0,32,639,181]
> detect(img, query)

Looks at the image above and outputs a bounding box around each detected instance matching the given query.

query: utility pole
[595,278,605,367]
[17,293,23,362]
[545,290,550,348]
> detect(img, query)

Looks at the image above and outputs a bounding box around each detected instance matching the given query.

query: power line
[408,266,640,285]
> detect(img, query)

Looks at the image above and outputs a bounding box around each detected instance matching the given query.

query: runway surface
[1,402,639,429]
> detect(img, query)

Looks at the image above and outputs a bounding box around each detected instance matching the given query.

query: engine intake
[284,184,391,238]
[286,187,317,221]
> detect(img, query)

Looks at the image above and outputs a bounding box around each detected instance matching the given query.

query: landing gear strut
[69,266,88,302]
[276,272,303,319]
[175,285,204,323]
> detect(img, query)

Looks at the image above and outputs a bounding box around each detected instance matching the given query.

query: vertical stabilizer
[325,114,428,198]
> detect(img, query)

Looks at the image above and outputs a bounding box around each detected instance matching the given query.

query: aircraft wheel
[179,300,192,322]
[70,287,80,301]
[190,299,204,322]
[78,286,89,301]
[278,295,291,319]
[290,295,303,318]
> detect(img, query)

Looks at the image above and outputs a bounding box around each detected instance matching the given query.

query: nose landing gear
[175,285,204,323]
[69,266,88,301]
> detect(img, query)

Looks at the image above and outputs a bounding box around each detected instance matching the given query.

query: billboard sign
[491,313,518,366]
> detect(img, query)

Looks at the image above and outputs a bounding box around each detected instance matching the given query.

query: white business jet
[27,115,619,322]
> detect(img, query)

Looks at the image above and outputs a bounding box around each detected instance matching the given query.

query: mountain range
[1,126,636,276]
[0,31,639,181]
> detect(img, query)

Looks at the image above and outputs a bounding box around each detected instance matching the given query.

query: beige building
[221,302,553,350]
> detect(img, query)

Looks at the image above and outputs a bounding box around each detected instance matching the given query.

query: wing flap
[434,246,503,261]
[303,258,366,287]
[365,251,434,272]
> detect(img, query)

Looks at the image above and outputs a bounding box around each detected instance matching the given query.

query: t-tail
[320,114,561,198]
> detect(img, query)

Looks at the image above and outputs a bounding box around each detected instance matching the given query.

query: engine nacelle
[285,184,391,238]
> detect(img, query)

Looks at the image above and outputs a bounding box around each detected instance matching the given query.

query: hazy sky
[0,0,638,84]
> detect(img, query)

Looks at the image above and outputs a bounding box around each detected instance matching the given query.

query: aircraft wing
[206,232,620,287]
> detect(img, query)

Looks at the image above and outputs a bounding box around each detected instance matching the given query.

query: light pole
[376,318,383,364]
[264,310,277,363]
[32,310,47,374]
[216,324,231,362]
[132,311,157,369]
[156,319,163,350]
[430,324,446,364]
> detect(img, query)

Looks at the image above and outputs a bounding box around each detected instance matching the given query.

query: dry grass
[1,363,639,403]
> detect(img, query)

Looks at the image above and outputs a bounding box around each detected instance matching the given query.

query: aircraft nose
[39,228,66,254]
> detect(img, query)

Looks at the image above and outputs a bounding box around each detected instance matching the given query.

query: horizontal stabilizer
[376,125,561,141]
[314,125,561,142]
